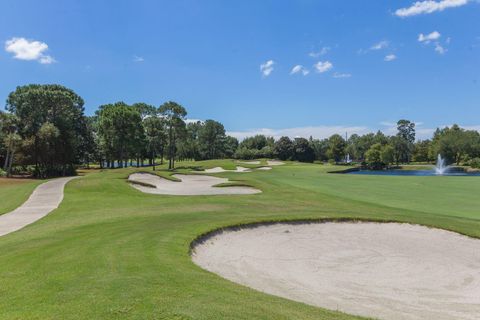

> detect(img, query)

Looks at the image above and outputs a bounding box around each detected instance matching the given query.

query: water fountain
[435,154,448,175]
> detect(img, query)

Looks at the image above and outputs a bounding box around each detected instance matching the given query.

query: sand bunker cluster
[204,161,284,173]
[129,173,261,195]
[193,222,480,320]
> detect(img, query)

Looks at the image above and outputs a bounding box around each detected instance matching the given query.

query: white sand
[129,173,261,195]
[256,167,272,171]
[204,166,251,173]
[0,177,77,237]
[193,222,480,320]
[236,160,261,165]
[267,160,285,166]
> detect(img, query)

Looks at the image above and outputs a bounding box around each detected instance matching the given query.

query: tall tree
[143,115,166,169]
[327,134,346,163]
[293,138,315,162]
[198,120,226,159]
[159,101,187,169]
[274,136,294,160]
[96,102,143,168]
[396,120,415,163]
[6,84,87,177]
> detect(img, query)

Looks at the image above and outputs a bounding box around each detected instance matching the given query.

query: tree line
[227,120,480,170]
[0,84,238,177]
[2,84,480,177]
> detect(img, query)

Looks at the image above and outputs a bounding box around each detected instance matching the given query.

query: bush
[469,158,480,169]
[0,169,6,177]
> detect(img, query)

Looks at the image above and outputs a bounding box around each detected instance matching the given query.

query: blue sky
[1,0,479,139]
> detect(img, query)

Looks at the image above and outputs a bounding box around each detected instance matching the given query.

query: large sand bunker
[193,222,480,320]
[129,173,261,195]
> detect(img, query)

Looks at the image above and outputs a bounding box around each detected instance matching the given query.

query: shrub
[0,169,6,177]
[469,158,480,169]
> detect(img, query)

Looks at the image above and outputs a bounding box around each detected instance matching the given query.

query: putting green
[0,161,479,319]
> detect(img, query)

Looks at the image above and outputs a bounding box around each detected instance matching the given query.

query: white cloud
[227,125,370,141]
[370,40,389,50]
[395,0,469,17]
[435,43,447,54]
[314,61,333,73]
[5,37,56,64]
[290,65,309,76]
[309,47,330,58]
[333,72,352,78]
[133,55,144,62]
[384,54,397,61]
[260,60,275,77]
[418,31,441,43]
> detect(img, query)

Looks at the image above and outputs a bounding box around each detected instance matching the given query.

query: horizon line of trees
[2,84,480,178]
[0,84,239,177]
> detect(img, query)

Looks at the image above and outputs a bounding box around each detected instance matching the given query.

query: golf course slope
[193,222,480,320]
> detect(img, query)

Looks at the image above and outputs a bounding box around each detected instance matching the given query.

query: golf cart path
[0,177,77,237]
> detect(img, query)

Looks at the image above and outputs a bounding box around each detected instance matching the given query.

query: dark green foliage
[293,138,315,162]
[5,84,87,177]
[274,136,294,160]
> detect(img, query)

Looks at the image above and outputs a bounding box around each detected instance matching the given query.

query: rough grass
[0,160,480,319]
[0,178,44,215]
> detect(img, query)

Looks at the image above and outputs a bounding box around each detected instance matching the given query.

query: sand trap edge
[189,217,479,255]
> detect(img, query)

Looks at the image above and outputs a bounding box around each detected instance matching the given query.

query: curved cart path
[0,177,77,237]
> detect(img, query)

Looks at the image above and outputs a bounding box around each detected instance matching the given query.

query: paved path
[0,177,77,237]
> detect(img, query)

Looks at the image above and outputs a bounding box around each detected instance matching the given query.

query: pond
[348,169,480,176]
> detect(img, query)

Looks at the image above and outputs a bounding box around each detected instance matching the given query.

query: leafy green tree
[397,120,416,144]
[132,102,156,118]
[198,120,226,159]
[365,143,384,170]
[159,101,187,169]
[223,136,239,158]
[430,125,480,165]
[143,115,166,169]
[96,102,144,168]
[1,112,19,175]
[390,136,409,165]
[274,136,294,160]
[293,138,315,162]
[396,119,415,162]
[6,84,87,177]
[327,134,346,163]
[381,145,394,166]
[413,140,432,162]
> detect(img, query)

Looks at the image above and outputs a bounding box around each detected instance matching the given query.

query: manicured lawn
[0,178,43,215]
[0,161,479,319]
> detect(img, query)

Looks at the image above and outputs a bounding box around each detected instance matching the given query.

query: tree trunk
[7,150,14,177]
[152,151,156,171]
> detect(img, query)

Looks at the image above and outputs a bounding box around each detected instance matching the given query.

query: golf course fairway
[1,160,480,319]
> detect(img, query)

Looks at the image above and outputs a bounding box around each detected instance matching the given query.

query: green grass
[0,178,44,215]
[1,160,480,319]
